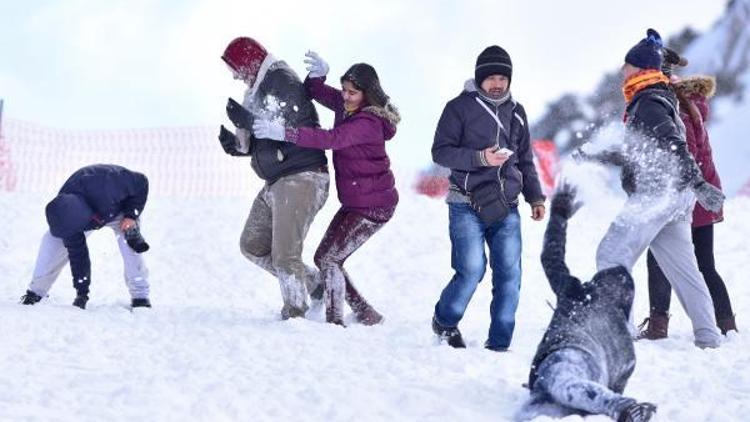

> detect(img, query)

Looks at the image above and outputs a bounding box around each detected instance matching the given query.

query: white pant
[28,218,150,299]
[596,190,721,348]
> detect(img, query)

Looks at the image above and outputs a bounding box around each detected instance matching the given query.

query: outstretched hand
[252,119,286,141]
[550,181,583,219]
[304,51,329,78]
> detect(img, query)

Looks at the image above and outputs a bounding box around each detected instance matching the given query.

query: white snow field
[1,165,748,422]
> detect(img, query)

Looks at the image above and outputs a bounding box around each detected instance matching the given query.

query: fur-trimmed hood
[362,103,401,127]
[673,75,716,99]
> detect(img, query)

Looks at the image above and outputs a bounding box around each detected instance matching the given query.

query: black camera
[124,225,150,253]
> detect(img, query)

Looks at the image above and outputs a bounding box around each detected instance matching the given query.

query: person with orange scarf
[593,29,725,349]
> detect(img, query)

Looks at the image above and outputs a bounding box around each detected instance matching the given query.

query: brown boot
[345,279,384,326]
[717,315,738,335]
[637,313,669,340]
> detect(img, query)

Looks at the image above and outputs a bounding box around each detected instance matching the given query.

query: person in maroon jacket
[253,51,400,326]
[639,48,737,339]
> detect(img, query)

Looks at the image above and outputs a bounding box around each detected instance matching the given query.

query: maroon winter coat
[286,76,400,210]
[673,76,723,227]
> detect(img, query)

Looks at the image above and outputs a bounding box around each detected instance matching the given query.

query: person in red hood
[639,48,738,339]
[253,52,400,326]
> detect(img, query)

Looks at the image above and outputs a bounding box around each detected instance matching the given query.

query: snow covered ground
[1,165,748,421]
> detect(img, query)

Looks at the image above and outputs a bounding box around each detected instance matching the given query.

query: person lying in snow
[20,164,151,309]
[518,182,656,422]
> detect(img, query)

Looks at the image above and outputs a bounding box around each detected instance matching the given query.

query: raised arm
[541,182,583,297]
[304,76,344,114]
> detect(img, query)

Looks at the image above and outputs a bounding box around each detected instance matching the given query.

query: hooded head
[222,37,268,85]
[475,45,513,86]
[625,28,664,70]
[45,193,95,239]
[589,266,635,318]
[340,63,390,108]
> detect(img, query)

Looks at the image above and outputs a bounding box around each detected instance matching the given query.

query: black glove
[124,225,150,253]
[218,125,251,156]
[226,97,255,129]
[693,181,724,213]
[550,182,583,220]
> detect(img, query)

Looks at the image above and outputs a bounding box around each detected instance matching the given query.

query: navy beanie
[625,28,664,70]
[475,45,512,85]
[46,193,94,238]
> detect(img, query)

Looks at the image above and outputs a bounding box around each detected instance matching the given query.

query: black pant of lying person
[517,183,656,422]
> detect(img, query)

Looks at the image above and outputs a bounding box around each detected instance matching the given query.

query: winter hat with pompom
[222,37,268,79]
[625,28,664,70]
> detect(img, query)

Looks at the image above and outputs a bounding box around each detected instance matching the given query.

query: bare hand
[531,204,545,221]
[120,217,137,232]
[483,147,510,167]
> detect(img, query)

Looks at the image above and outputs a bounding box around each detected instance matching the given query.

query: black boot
[20,290,43,305]
[432,316,466,348]
[717,315,738,335]
[617,401,657,422]
[72,294,89,309]
[131,298,152,308]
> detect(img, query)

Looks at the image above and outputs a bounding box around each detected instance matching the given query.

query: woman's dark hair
[340,63,389,108]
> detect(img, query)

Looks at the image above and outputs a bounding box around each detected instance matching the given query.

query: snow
[1,166,749,421]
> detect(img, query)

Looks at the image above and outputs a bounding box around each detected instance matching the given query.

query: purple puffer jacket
[674,76,723,227]
[286,76,399,210]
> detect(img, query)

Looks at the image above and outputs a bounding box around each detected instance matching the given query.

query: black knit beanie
[475,45,512,85]
[341,63,389,107]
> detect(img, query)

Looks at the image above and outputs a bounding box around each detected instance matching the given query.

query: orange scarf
[622,70,670,104]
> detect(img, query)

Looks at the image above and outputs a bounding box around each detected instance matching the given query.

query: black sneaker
[484,343,509,352]
[131,298,152,308]
[432,316,466,348]
[20,290,43,305]
[72,294,89,309]
[618,401,657,422]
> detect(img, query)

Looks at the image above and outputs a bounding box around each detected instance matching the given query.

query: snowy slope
[1,164,749,421]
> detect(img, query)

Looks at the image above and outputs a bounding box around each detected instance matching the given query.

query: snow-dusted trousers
[28,217,150,299]
[596,189,721,348]
[529,348,636,420]
[239,170,329,314]
[314,208,388,324]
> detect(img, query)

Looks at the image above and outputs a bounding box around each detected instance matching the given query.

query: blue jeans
[434,203,522,349]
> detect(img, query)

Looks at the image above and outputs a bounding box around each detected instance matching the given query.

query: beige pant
[239,170,329,312]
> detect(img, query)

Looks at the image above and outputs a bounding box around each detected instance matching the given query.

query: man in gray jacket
[219,37,329,319]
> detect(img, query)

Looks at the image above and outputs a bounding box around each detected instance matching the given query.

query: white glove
[304,50,329,78]
[252,119,286,141]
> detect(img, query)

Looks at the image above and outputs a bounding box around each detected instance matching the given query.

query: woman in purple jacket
[253,52,400,326]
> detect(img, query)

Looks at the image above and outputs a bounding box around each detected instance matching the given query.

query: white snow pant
[28,217,150,299]
[596,190,721,348]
